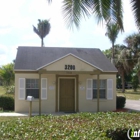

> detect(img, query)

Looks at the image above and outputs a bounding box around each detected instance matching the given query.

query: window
[26,79,39,98]
[93,80,106,99]
[86,79,113,100]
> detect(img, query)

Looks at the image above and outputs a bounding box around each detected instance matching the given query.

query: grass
[0,112,139,139]
[117,88,140,100]
[0,86,5,95]
[0,116,28,122]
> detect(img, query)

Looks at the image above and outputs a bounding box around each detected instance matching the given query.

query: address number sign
[65,65,75,70]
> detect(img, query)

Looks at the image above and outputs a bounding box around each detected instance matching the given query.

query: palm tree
[118,47,135,92]
[33,19,51,47]
[105,23,120,64]
[47,0,140,31]
[124,33,140,83]
[104,44,134,92]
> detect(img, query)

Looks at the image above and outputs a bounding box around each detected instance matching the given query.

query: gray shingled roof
[14,47,117,72]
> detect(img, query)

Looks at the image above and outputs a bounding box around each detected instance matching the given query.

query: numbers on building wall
[65,65,75,70]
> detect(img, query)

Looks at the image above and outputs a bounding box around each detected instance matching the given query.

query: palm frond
[131,0,140,31]
[46,0,52,4]
[33,25,41,38]
[105,23,120,44]
[93,0,111,23]
[93,0,123,31]
[33,19,51,46]
[111,0,124,31]
[62,0,93,29]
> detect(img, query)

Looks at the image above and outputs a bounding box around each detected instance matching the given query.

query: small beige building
[14,47,117,113]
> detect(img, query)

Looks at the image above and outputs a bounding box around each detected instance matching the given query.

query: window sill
[26,99,39,102]
[92,99,107,102]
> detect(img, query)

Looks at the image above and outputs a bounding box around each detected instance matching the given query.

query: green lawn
[0,116,28,122]
[117,88,140,100]
[0,86,5,95]
[0,113,139,139]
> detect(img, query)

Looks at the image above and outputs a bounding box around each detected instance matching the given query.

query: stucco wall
[44,55,97,71]
[15,73,116,113]
[78,74,116,112]
[15,73,56,113]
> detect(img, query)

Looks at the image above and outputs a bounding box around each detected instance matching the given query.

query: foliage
[132,74,139,92]
[0,95,14,110]
[3,85,15,94]
[0,86,5,95]
[0,63,15,93]
[0,112,139,139]
[48,0,140,31]
[105,23,120,63]
[116,96,126,109]
[33,19,51,47]
[53,0,124,30]
[105,23,120,45]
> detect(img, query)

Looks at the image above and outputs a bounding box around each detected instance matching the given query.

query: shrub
[0,95,14,110]
[106,128,129,140]
[116,96,126,109]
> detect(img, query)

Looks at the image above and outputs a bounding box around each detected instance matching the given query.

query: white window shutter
[41,78,47,100]
[107,79,113,100]
[19,78,25,100]
[86,79,93,100]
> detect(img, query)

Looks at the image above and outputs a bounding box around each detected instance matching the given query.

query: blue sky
[0,0,138,66]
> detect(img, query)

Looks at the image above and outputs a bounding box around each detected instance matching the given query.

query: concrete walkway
[124,99,140,112]
[0,112,69,117]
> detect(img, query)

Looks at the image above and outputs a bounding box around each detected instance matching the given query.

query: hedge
[116,96,126,109]
[0,95,14,110]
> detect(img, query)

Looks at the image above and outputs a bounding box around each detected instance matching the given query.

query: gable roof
[14,47,117,72]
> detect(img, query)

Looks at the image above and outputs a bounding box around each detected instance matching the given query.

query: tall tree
[47,0,140,31]
[0,63,14,87]
[33,19,51,47]
[103,44,131,93]
[105,23,120,64]
[124,33,140,83]
[117,47,134,92]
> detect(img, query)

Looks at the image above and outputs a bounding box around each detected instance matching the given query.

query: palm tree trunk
[41,38,44,47]
[121,70,125,93]
[111,43,115,64]
[138,71,140,84]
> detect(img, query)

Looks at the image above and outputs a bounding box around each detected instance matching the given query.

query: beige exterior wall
[15,73,56,113]
[78,74,116,112]
[15,73,116,113]
[43,55,97,71]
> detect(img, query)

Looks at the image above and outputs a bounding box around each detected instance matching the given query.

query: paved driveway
[125,99,140,112]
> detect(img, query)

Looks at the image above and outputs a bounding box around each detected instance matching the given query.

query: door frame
[56,75,78,112]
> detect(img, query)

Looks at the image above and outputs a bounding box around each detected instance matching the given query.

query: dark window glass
[93,80,106,99]
[26,79,39,99]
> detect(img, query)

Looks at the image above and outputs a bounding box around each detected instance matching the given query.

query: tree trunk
[121,71,125,93]
[41,38,44,47]
[138,71,140,84]
[112,43,115,64]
